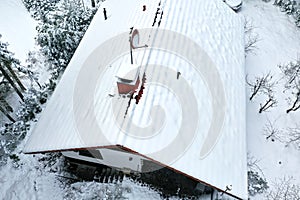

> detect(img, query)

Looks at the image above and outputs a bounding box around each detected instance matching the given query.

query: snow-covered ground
[0,153,64,200]
[1,0,300,199]
[0,146,171,200]
[242,0,300,199]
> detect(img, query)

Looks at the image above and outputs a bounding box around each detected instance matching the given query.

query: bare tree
[248,154,265,177]
[284,125,300,150]
[259,92,278,113]
[263,118,283,142]
[247,74,264,101]
[247,72,278,113]
[286,89,300,113]
[264,120,300,150]
[279,59,300,86]
[244,18,260,55]
[266,176,300,200]
[279,59,300,113]
[247,72,274,100]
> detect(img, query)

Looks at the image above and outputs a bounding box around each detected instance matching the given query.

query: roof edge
[24,144,243,199]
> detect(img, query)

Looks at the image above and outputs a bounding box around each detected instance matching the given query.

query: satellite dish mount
[129,29,148,65]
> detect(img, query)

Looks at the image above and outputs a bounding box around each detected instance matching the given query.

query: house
[24,0,247,199]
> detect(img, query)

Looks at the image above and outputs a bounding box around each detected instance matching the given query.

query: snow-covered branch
[247,72,278,113]
[244,17,260,55]
[279,59,300,113]
[266,176,300,200]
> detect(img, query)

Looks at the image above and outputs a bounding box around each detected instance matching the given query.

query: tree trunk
[0,98,13,113]
[4,62,26,91]
[250,81,262,101]
[0,104,15,122]
[91,0,96,7]
[259,97,276,113]
[0,64,24,101]
[286,94,300,113]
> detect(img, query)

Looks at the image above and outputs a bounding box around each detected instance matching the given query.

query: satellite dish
[130,29,140,49]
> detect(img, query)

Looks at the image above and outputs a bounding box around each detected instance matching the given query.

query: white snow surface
[0,143,172,200]
[0,143,64,200]
[24,0,247,199]
[243,0,300,199]
[0,0,37,65]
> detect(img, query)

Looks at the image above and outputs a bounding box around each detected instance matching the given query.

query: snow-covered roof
[24,0,247,199]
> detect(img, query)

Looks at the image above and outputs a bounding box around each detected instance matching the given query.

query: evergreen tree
[36,0,97,77]
[248,170,269,196]
[22,0,60,22]
[274,0,300,27]
[282,0,297,15]
[295,8,300,27]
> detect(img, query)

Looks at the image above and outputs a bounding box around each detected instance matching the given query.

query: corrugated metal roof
[24,0,247,199]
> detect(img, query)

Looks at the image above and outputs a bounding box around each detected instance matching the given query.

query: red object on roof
[117,76,140,94]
